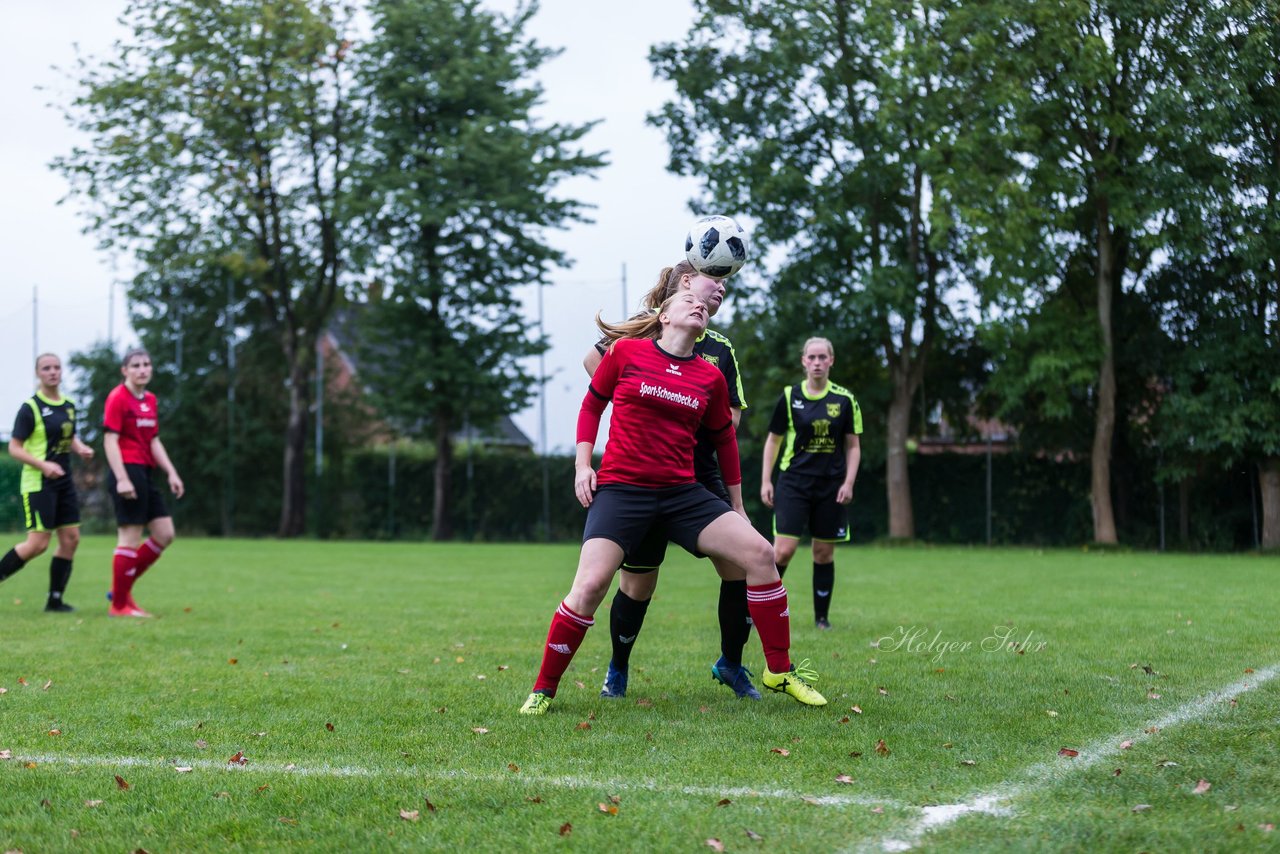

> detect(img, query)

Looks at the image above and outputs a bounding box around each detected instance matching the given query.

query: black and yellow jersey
[767,382,861,479]
[12,392,79,493]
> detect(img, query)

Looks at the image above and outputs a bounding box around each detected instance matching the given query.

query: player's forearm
[103,434,129,479]
[761,434,781,483]
[7,438,44,470]
[843,439,861,488]
[725,482,745,512]
[575,441,594,469]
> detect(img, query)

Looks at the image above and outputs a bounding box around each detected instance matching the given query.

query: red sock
[747,581,792,673]
[532,601,594,696]
[111,548,138,606]
[133,538,165,579]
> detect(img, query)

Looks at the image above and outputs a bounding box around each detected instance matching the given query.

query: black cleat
[45,601,76,613]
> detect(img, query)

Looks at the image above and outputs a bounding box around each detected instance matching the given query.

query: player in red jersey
[102,347,184,618]
[583,261,759,700]
[520,292,827,715]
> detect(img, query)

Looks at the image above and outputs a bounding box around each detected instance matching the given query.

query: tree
[55,0,356,536]
[651,0,982,539]
[349,0,604,540]
[960,1,1203,543]
[1145,0,1280,549]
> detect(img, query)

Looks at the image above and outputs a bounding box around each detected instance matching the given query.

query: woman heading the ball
[582,261,759,700]
[0,353,95,611]
[520,291,826,715]
[103,347,184,618]
[761,337,862,629]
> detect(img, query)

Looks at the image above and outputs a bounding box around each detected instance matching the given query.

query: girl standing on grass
[581,261,759,701]
[102,347,184,618]
[520,292,826,715]
[0,353,95,611]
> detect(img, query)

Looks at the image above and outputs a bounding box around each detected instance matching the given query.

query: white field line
[868,663,1280,853]
[9,752,907,809]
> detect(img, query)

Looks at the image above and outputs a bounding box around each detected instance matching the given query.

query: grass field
[2,537,1278,852]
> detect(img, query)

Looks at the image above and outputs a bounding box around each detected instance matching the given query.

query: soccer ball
[685,215,749,278]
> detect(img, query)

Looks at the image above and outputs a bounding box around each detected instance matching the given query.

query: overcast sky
[0,0,719,453]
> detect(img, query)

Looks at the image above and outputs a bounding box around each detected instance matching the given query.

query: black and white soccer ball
[685,215,749,278]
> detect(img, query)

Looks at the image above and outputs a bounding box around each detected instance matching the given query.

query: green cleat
[519,691,552,715]
[761,659,827,706]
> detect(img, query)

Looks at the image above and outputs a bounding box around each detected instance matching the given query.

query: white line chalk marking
[873,663,1280,852]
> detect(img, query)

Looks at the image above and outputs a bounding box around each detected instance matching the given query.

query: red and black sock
[746,581,792,674]
[532,601,594,697]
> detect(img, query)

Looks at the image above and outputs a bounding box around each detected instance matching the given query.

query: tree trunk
[1091,198,1119,544]
[432,415,454,541]
[1260,457,1280,550]
[886,383,915,540]
[278,356,309,537]
[1178,476,1190,546]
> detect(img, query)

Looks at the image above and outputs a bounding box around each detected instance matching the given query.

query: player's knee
[59,529,81,551]
[24,535,51,557]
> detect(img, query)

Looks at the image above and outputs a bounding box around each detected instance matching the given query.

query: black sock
[48,557,73,602]
[776,562,789,580]
[814,561,835,621]
[717,579,752,667]
[0,547,27,582]
[608,589,650,672]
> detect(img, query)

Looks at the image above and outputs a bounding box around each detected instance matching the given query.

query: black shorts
[773,472,849,543]
[621,477,731,572]
[22,479,81,532]
[583,482,733,562]
[109,463,170,526]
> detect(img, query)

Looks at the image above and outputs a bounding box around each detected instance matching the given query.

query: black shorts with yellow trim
[22,478,82,532]
[772,471,849,543]
[108,463,170,526]
[620,476,732,573]
[583,482,734,564]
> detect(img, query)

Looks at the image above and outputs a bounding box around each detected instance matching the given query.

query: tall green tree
[961,0,1203,543]
[55,0,356,536]
[651,0,976,538]
[349,0,603,540]
[1146,0,1280,549]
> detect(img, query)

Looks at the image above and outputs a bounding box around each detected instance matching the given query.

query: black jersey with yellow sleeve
[766,382,862,480]
[12,392,78,493]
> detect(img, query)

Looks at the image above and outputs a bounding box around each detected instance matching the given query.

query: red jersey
[103,384,160,467]
[577,337,742,488]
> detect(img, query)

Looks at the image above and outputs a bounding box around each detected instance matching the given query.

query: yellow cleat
[762,659,827,706]
[519,691,552,715]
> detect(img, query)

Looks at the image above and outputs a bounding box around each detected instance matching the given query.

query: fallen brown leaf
[770,748,790,756]
[745,828,763,840]
[608,795,621,805]
[526,796,543,803]
[835,774,854,784]
[325,722,335,731]
[849,751,863,758]
[471,727,489,735]
[839,716,851,724]
[1244,668,1255,674]
[228,752,247,765]
[716,798,731,807]
[876,739,890,756]
[48,729,62,736]
[1146,726,1160,734]
[1113,768,1122,776]
[636,699,653,708]
[705,839,725,852]
[1156,760,1179,767]
[497,665,509,671]
[18,677,27,686]
[574,680,586,689]
[424,796,437,813]
[1147,692,1161,700]
[598,803,618,815]
[399,809,420,822]
[960,760,976,766]
[871,806,884,814]
[43,680,52,691]
[175,766,193,773]
[277,817,298,825]
[1120,740,1133,750]
[1192,779,1211,794]
[84,800,103,808]
[576,722,592,731]
[1058,748,1079,758]
[1260,823,1275,832]
[851,705,863,715]
[559,822,572,836]
[877,687,889,696]
[944,694,958,702]
[507,763,519,773]
[228,659,238,665]
[0,750,11,760]
[115,775,130,790]
[195,739,208,749]
[24,761,37,769]
[1132,804,1152,813]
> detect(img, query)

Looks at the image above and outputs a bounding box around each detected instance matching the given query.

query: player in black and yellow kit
[761,337,862,629]
[0,354,95,611]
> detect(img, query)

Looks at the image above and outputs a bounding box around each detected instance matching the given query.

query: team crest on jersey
[700,354,720,367]
[827,403,841,418]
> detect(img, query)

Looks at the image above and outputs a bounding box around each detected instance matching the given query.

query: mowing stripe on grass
[13,752,908,809]
[869,662,1280,853]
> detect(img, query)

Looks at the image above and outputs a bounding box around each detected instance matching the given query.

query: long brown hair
[639,260,697,310]
[595,292,690,348]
